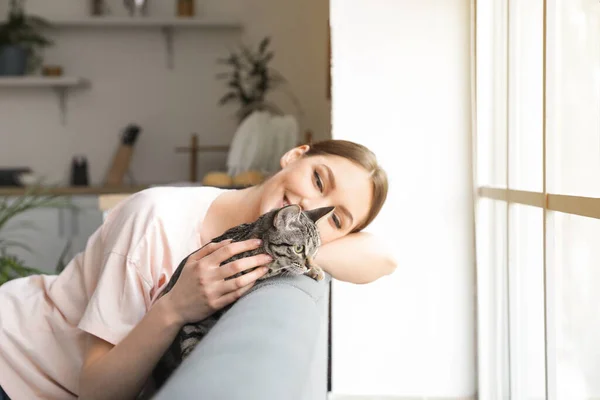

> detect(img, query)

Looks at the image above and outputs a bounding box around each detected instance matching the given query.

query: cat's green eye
[293,245,304,254]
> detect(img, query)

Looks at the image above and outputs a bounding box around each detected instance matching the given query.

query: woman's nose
[300,198,330,211]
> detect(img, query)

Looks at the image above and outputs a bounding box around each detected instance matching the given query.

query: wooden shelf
[43,17,243,69]
[0,185,149,196]
[0,183,247,197]
[0,16,242,123]
[0,76,87,87]
[0,77,88,124]
[50,17,243,29]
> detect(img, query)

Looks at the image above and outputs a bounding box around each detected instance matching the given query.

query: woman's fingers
[212,281,257,310]
[216,264,269,296]
[189,240,232,262]
[184,238,270,311]
[217,253,272,280]
[206,239,263,266]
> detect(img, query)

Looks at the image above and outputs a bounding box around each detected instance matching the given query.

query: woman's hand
[162,239,272,325]
[79,240,270,400]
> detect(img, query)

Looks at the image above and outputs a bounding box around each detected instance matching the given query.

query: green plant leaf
[0,254,44,286]
[1,220,39,234]
[240,45,255,64]
[218,92,237,105]
[258,36,270,53]
[0,185,76,286]
[0,239,33,254]
[216,36,291,118]
[0,5,53,48]
[261,51,274,64]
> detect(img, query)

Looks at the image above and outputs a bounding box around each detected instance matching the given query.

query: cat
[147,204,334,392]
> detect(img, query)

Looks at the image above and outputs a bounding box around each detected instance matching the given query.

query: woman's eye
[332,214,342,229]
[314,170,323,193]
[293,244,304,254]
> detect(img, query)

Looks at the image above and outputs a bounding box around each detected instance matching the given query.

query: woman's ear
[280,145,310,168]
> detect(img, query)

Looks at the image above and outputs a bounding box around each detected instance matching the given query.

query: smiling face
[257,145,374,244]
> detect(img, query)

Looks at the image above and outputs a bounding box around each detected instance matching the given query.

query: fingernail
[254,239,263,246]
[264,255,273,262]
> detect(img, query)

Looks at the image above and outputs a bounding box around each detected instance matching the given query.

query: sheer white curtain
[476,0,600,399]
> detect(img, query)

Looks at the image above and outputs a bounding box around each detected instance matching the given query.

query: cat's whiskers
[276,264,307,279]
[278,264,301,272]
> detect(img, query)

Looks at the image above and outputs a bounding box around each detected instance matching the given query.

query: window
[508,204,545,398]
[550,212,600,398]
[475,0,600,398]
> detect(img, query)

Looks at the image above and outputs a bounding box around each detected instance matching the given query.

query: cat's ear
[273,204,302,229]
[305,206,335,224]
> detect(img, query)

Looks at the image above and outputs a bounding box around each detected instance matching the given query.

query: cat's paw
[306,267,325,281]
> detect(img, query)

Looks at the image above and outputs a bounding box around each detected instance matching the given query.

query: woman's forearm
[315,232,397,284]
[79,294,183,400]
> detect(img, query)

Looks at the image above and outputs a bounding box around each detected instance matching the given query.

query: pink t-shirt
[0,186,226,399]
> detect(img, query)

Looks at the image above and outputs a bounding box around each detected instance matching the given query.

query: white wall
[0,0,329,185]
[330,0,475,398]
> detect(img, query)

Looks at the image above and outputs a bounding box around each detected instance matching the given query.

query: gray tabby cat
[149,204,334,390]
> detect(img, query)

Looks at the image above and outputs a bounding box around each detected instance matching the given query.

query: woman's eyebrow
[339,205,354,227]
[321,164,354,226]
[322,164,336,189]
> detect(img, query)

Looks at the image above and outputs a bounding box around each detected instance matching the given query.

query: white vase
[227,111,299,177]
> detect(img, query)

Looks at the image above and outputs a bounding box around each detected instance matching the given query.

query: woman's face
[258,146,373,244]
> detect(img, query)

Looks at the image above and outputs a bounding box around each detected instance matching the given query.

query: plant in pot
[217,36,287,124]
[0,0,53,76]
[0,187,73,286]
[207,36,303,188]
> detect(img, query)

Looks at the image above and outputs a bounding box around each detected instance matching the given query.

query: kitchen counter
[0,185,150,196]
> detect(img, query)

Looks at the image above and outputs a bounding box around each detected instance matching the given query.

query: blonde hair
[305,140,388,232]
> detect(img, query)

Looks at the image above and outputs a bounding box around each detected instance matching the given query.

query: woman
[0,140,394,400]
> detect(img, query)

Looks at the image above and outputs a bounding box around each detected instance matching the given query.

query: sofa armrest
[153,274,330,400]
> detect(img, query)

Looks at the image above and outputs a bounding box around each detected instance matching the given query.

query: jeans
[0,385,10,400]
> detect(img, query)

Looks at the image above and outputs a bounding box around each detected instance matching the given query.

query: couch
[152,273,331,400]
[99,192,331,400]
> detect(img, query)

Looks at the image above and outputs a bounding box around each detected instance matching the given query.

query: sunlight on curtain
[475,197,509,399]
[546,0,600,398]
[506,1,547,398]
[547,0,600,197]
[508,204,545,399]
[475,2,510,398]
[549,212,600,399]
[507,0,543,192]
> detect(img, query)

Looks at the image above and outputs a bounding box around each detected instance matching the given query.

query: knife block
[104,144,134,186]
[104,124,141,187]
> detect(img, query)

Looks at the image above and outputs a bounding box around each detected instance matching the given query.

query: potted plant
[217,36,287,123]
[212,37,306,184]
[0,0,53,76]
[0,187,72,286]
